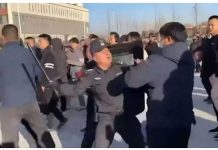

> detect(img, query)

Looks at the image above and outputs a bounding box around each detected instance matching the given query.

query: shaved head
[2,24,19,40]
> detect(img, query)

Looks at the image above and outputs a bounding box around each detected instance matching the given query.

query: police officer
[38,34,68,129]
[62,39,145,148]
[80,36,98,148]
[0,24,55,148]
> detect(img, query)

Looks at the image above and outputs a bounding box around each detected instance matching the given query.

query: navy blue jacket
[108,42,196,127]
[0,41,41,107]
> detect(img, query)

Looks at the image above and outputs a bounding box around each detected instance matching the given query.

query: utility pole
[116,12,119,33]
[172,4,175,21]
[107,10,110,35]
[112,10,115,31]
[154,4,157,31]
[16,4,23,38]
[194,3,198,34]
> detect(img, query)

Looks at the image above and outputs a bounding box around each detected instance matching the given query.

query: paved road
[0,73,218,147]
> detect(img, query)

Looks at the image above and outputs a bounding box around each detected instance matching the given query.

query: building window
[32,4,34,12]
[0,16,3,24]
[48,5,51,14]
[47,5,49,14]
[48,6,50,14]
[35,3,38,12]
[29,3,31,11]
[38,4,40,12]
[51,6,54,15]
[35,3,37,12]
[41,5,43,13]
[51,6,53,15]
[45,5,47,14]
[0,3,7,8]
[37,4,40,12]
[43,5,45,14]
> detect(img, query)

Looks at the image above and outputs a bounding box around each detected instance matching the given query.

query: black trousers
[41,93,66,122]
[201,75,218,121]
[115,113,145,148]
[146,125,191,148]
[60,95,67,112]
[201,76,212,98]
[81,92,97,148]
[21,119,41,147]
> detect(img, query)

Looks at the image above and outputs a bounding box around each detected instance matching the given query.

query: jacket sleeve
[41,52,58,86]
[107,58,156,96]
[60,72,93,97]
[124,56,157,88]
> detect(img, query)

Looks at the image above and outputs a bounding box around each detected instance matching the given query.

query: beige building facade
[0,3,89,40]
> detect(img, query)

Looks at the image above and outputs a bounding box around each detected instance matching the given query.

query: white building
[0,3,89,40]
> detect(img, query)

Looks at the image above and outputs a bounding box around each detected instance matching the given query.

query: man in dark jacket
[206,15,218,138]
[25,36,42,60]
[108,22,196,148]
[38,34,67,129]
[51,38,68,112]
[0,24,55,148]
[145,33,159,55]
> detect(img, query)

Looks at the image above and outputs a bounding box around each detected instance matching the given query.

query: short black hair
[89,34,99,40]
[18,38,24,47]
[118,34,128,43]
[2,24,18,39]
[149,32,156,37]
[25,36,35,40]
[128,32,141,41]
[159,22,187,42]
[38,34,51,45]
[110,32,120,42]
[208,15,218,21]
[69,37,79,44]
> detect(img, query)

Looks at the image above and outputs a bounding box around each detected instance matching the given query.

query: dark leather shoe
[57,118,68,130]
[209,126,218,133]
[214,133,218,140]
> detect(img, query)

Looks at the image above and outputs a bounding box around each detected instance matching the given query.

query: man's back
[0,42,41,107]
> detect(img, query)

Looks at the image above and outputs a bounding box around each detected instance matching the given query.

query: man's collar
[3,41,20,47]
[95,64,112,74]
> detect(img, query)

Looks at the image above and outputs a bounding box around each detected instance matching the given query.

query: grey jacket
[108,42,196,127]
[62,65,124,113]
[0,41,41,107]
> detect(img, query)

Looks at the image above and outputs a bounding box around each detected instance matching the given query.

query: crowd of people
[1,15,218,148]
